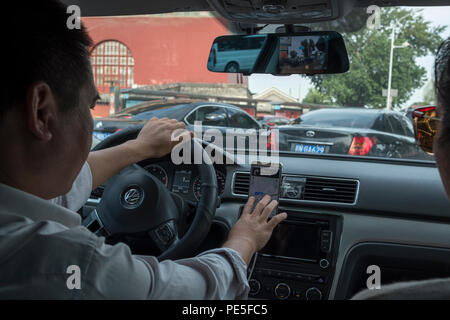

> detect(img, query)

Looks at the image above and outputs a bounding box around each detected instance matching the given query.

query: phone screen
[248,163,282,217]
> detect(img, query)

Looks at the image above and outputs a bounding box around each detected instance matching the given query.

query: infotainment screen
[260,222,321,262]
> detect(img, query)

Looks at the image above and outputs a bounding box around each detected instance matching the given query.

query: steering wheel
[83,126,218,261]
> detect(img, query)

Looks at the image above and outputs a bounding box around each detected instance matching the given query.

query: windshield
[88,7,448,162]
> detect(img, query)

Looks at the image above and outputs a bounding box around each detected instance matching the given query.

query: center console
[248,211,342,300]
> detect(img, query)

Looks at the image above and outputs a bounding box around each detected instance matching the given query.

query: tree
[422,80,436,105]
[308,8,445,108]
[302,88,331,104]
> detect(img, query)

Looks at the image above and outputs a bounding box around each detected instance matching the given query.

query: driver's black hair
[0,0,93,122]
[436,37,450,143]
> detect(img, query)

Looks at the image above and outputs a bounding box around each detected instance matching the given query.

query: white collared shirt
[0,163,249,299]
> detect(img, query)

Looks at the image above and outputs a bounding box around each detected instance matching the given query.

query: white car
[207,35,266,73]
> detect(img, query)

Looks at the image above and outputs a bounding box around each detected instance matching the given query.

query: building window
[90,41,135,92]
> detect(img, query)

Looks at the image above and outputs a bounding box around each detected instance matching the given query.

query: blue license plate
[293,143,326,154]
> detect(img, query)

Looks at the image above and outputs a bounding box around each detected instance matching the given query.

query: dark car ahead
[276,108,430,159]
[93,101,262,148]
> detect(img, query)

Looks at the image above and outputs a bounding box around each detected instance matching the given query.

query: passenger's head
[0,0,97,198]
[434,38,450,198]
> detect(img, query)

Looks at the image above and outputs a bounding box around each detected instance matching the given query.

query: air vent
[232,171,358,204]
[233,172,250,195]
[303,177,357,204]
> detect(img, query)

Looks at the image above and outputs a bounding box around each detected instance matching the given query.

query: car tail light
[115,128,123,133]
[348,136,376,156]
[412,106,436,117]
[267,130,278,151]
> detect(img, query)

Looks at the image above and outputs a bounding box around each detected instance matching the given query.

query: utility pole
[385,13,412,110]
[386,28,395,110]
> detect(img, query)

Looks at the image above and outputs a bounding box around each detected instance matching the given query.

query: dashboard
[85,145,450,300]
[139,159,227,202]
[208,154,450,300]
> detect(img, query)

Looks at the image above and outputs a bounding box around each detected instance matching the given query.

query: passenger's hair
[0,0,93,122]
[436,38,450,143]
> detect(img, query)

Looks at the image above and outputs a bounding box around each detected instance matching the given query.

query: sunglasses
[411,106,441,155]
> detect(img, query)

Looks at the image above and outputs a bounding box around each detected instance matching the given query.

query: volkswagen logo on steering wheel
[121,186,144,209]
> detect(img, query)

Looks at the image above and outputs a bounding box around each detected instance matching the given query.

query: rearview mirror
[207,31,349,75]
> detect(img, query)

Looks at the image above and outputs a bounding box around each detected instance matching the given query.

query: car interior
[68,0,450,300]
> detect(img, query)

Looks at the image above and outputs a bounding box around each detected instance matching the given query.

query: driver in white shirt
[0,0,287,299]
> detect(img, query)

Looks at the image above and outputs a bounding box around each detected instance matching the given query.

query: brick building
[82,12,247,117]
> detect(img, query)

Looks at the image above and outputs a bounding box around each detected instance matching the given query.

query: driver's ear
[24,81,58,141]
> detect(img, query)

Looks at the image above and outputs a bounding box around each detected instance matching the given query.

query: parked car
[276,108,431,159]
[93,101,262,149]
[257,115,291,128]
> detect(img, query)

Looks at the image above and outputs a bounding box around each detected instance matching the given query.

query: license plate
[293,143,326,154]
[93,132,112,141]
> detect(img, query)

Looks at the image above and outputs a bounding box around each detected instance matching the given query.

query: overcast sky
[248,6,450,108]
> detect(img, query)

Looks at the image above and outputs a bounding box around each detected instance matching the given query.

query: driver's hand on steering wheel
[223,195,287,266]
[129,117,193,159]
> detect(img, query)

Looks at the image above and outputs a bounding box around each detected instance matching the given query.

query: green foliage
[308,8,445,108]
[302,88,331,104]
[422,80,436,105]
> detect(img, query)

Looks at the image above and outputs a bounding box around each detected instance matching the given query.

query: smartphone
[248,162,282,217]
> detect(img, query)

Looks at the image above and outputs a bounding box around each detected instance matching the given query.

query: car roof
[130,101,249,120]
[302,108,405,117]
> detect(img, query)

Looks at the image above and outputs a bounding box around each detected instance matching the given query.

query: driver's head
[434,38,450,197]
[0,0,96,199]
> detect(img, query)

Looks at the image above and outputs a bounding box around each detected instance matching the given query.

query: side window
[389,114,407,136]
[371,114,384,131]
[186,106,228,127]
[248,37,265,50]
[381,115,394,134]
[227,108,260,129]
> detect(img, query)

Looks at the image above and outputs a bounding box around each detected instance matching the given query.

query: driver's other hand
[225,195,287,264]
[132,117,193,159]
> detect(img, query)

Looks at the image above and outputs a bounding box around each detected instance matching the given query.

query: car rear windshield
[298,110,378,129]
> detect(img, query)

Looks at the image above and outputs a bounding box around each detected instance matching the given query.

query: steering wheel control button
[121,186,145,209]
[249,279,261,296]
[274,283,291,300]
[319,259,330,269]
[306,287,323,300]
